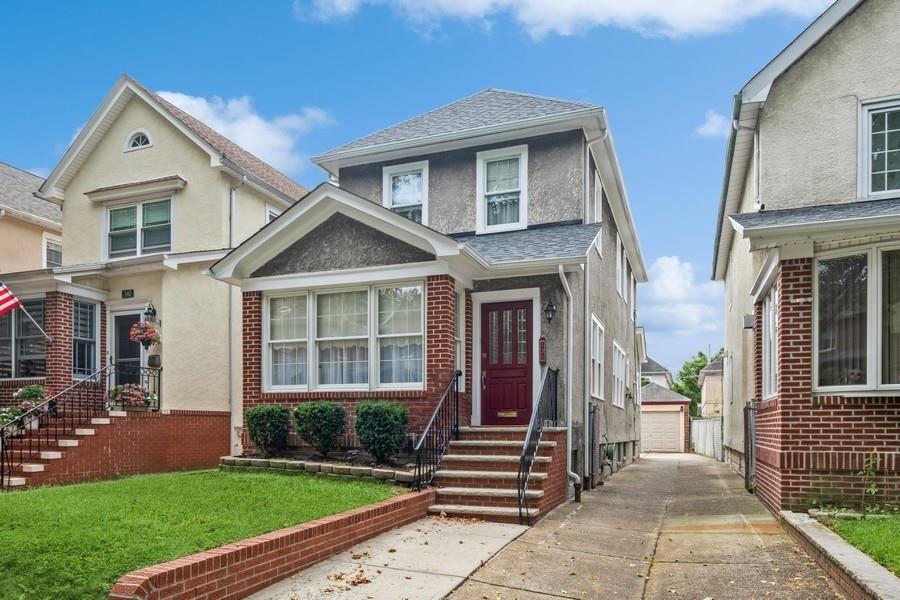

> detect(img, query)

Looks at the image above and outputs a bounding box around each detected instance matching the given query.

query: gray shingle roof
[318,89,599,157]
[640,356,670,375]
[0,162,60,226]
[731,197,900,231]
[641,382,690,403]
[128,78,308,201]
[455,222,600,265]
[701,356,724,373]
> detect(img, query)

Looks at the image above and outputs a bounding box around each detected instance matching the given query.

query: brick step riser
[434,476,545,490]
[441,459,550,473]
[428,509,523,524]
[446,445,554,457]
[2,452,61,464]
[435,494,527,508]
[457,431,527,442]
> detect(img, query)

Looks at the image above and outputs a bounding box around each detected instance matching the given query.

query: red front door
[481,300,533,425]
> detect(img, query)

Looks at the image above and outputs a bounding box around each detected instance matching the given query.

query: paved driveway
[448,453,842,599]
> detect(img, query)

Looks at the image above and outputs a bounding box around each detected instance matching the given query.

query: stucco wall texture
[761,0,900,210]
[0,218,53,274]
[338,130,585,233]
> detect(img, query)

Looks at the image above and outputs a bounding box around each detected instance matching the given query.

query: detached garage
[641,383,690,453]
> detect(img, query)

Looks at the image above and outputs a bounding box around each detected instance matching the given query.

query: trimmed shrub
[245,405,291,457]
[355,401,409,464]
[294,401,346,457]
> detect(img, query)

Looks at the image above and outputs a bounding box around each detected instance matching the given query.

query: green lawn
[831,516,900,576]
[0,470,397,599]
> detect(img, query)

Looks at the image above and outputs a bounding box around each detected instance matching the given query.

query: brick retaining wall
[109,489,437,600]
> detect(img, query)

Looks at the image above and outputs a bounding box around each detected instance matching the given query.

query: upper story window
[476,145,528,234]
[124,129,152,152]
[593,172,603,224]
[862,101,900,197]
[612,341,626,408]
[616,234,624,298]
[266,204,282,224]
[44,234,62,268]
[383,161,428,225]
[108,199,171,259]
[590,315,605,400]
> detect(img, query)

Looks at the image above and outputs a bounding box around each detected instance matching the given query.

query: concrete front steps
[427,426,566,524]
[1,413,122,488]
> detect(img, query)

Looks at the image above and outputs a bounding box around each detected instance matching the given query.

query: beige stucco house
[698,356,723,417]
[0,163,61,275]
[1,75,306,464]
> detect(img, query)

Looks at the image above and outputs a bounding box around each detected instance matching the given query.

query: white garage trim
[641,404,685,452]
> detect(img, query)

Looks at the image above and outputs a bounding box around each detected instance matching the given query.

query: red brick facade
[754,258,900,511]
[109,490,436,600]
[241,275,473,451]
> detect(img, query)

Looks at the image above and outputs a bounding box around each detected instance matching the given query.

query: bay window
[476,145,528,233]
[73,301,98,377]
[814,245,900,390]
[0,299,46,378]
[265,282,425,390]
[108,199,171,258]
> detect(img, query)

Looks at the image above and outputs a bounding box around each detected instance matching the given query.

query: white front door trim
[470,287,541,427]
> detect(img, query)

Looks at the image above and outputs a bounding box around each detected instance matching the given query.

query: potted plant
[109,384,157,409]
[13,384,46,430]
[0,406,24,439]
[129,321,161,349]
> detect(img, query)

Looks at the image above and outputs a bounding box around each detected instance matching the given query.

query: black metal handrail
[413,370,461,490]
[1,363,161,490]
[517,367,559,524]
[106,364,162,411]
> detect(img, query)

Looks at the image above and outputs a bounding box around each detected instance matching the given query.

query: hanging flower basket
[129,322,161,349]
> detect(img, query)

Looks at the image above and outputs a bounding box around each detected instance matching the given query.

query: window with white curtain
[72,301,97,378]
[612,342,626,408]
[761,285,778,398]
[108,199,171,258]
[816,253,869,389]
[590,315,605,399]
[377,286,423,385]
[317,290,369,386]
[264,283,425,390]
[268,295,308,387]
[477,145,527,233]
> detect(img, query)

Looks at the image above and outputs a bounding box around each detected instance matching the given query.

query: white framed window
[383,161,428,225]
[107,199,171,259]
[761,284,778,399]
[860,99,900,198]
[476,145,528,234]
[0,298,46,379]
[753,130,761,204]
[124,128,152,152]
[266,204,282,224]
[630,274,636,322]
[72,300,98,378]
[43,233,62,268]
[263,282,425,391]
[590,315,605,399]
[616,234,623,297]
[593,172,603,224]
[612,341,626,408]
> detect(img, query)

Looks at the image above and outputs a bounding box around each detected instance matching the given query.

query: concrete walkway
[249,516,526,600]
[449,453,843,599]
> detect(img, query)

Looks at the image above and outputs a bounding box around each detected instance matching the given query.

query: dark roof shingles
[0,163,60,225]
[731,197,900,231]
[455,222,600,264]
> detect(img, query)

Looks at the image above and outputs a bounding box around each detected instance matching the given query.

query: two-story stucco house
[1,75,305,487]
[0,163,62,275]
[211,89,647,520]
[713,0,900,510]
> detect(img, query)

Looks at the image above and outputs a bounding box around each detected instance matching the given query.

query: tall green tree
[671,348,723,417]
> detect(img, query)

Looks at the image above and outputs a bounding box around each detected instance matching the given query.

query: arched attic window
[125,129,152,151]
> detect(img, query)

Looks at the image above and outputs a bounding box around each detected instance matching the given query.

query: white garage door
[642,411,681,452]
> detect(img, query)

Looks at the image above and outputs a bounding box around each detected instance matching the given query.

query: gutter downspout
[583,252,591,487]
[228,175,247,455]
[558,264,581,501]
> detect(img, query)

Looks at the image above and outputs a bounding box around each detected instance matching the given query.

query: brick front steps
[426,426,568,524]
[2,410,229,488]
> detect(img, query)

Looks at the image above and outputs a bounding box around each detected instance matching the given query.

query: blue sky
[0,1,830,372]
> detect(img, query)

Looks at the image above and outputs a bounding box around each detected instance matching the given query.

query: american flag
[0,281,22,316]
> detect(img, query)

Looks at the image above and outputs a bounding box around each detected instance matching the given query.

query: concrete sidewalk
[449,453,842,599]
[249,516,526,600]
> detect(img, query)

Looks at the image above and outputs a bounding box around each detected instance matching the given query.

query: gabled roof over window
[711,0,866,281]
[0,162,61,231]
[38,74,307,205]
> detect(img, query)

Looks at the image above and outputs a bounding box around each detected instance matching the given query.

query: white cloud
[156,92,333,174]
[695,110,731,139]
[293,0,830,38]
[639,256,723,370]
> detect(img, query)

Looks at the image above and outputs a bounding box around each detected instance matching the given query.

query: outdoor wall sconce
[543,300,557,323]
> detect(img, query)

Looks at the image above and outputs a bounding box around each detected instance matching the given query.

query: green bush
[293,401,346,457]
[355,401,409,464]
[245,405,291,457]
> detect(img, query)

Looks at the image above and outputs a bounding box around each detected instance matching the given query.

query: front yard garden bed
[825,514,900,577]
[220,455,417,485]
[0,469,397,598]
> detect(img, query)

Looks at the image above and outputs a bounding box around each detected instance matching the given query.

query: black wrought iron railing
[517,367,559,524]
[0,363,161,490]
[413,370,461,490]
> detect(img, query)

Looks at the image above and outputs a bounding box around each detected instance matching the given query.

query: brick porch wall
[754,258,900,511]
[242,275,471,452]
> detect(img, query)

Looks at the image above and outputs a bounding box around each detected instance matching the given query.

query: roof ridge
[483,87,599,109]
[0,161,45,182]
